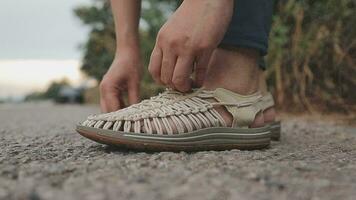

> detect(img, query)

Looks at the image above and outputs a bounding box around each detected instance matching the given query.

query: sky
[0,0,91,98]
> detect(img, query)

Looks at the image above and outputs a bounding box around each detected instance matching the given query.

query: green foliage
[25,92,45,101]
[75,1,115,81]
[267,0,356,112]
[43,79,70,99]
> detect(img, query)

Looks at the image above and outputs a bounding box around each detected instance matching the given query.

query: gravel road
[0,103,355,200]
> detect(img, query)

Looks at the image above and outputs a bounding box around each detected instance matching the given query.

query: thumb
[127,79,140,105]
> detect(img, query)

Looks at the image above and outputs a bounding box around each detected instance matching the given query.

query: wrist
[116,45,140,60]
[115,42,141,59]
[113,48,142,65]
[117,31,140,50]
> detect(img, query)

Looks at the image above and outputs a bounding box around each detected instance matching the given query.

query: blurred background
[0,0,355,117]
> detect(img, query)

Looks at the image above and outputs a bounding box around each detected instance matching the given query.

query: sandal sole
[76,125,271,152]
[269,121,281,141]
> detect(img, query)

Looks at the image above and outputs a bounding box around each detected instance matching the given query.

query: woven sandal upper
[81,88,266,135]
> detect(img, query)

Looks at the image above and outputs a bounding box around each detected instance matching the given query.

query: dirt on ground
[0,103,355,200]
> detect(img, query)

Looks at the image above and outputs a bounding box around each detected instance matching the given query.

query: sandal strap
[258,92,275,111]
[213,88,262,128]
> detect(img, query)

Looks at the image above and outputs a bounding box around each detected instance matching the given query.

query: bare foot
[203,48,275,128]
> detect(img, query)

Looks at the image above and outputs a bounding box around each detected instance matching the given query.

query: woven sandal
[76,88,272,151]
[259,93,281,141]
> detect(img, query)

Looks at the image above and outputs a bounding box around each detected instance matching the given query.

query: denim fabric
[220,0,274,68]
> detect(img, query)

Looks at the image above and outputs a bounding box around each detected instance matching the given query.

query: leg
[204,0,275,125]
[207,0,273,90]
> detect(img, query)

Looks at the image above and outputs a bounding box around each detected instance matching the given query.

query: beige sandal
[76,88,274,151]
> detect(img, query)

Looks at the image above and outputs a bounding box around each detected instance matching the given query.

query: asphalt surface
[0,103,355,200]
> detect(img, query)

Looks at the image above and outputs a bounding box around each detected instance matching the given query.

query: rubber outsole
[76,125,271,152]
[270,121,281,141]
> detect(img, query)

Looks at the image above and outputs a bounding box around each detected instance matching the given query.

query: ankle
[264,107,276,123]
[258,70,268,95]
[203,48,260,95]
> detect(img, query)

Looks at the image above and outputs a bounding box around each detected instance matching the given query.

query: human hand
[148,0,233,92]
[100,50,142,112]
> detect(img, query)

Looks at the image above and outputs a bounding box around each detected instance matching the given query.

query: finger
[127,79,140,105]
[172,56,195,92]
[100,95,108,113]
[102,92,122,112]
[101,94,120,113]
[148,47,163,84]
[194,50,213,87]
[118,95,126,109]
[160,48,177,88]
[100,83,122,112]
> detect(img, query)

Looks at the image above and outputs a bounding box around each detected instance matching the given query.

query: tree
[43,79,70,99]
[25,79,70,101]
